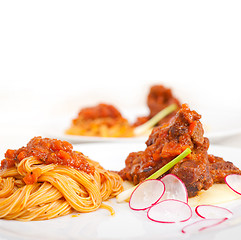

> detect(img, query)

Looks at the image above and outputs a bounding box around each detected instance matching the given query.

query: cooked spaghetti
[66,103,134,137]
[0,137,123,221]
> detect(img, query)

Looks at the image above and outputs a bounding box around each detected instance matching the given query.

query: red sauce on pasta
[1,137,95,174]
[77,103,122,120]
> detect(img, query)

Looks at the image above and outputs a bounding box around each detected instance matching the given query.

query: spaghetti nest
[66,117,134,138]
[66,103,134,138]
[0,139,123,221]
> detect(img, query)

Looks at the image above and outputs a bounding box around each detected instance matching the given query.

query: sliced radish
[182,218,228,234]
[195,205,233,219]
[225,174,241,195]
[160,174,188,203]
[147,199,192,223]
[129,179,165,210]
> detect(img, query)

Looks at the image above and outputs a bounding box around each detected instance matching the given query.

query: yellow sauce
[188,184,241,207]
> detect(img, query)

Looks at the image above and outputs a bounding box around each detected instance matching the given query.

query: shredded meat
[119,104,241,197]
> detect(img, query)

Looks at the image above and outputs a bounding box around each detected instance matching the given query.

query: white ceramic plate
[201,108,241,143]
[1,143,241,240]
[45,130,148,144]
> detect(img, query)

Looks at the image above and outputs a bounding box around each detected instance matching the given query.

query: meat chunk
[119,104,241,197]
[170,138,213,197]
[208,154,241,183]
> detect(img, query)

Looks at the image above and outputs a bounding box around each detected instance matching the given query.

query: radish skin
[160,174,188,203]
[129,179,165,211]
[195,205,233,220]
[182,218,228,234]
[225,174,241,195]
[147,199,192,223]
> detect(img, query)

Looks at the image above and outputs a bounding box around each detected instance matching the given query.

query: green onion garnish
[134,103,178,136]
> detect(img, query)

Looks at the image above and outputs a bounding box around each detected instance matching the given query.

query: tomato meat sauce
[1,137,95,178]
[76,103,122,120]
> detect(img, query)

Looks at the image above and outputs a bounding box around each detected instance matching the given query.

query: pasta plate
[1,143,241,240]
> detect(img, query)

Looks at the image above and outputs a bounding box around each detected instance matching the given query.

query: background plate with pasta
[43,108,241,144]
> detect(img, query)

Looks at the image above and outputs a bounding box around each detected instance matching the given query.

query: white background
[0,1,241,239]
